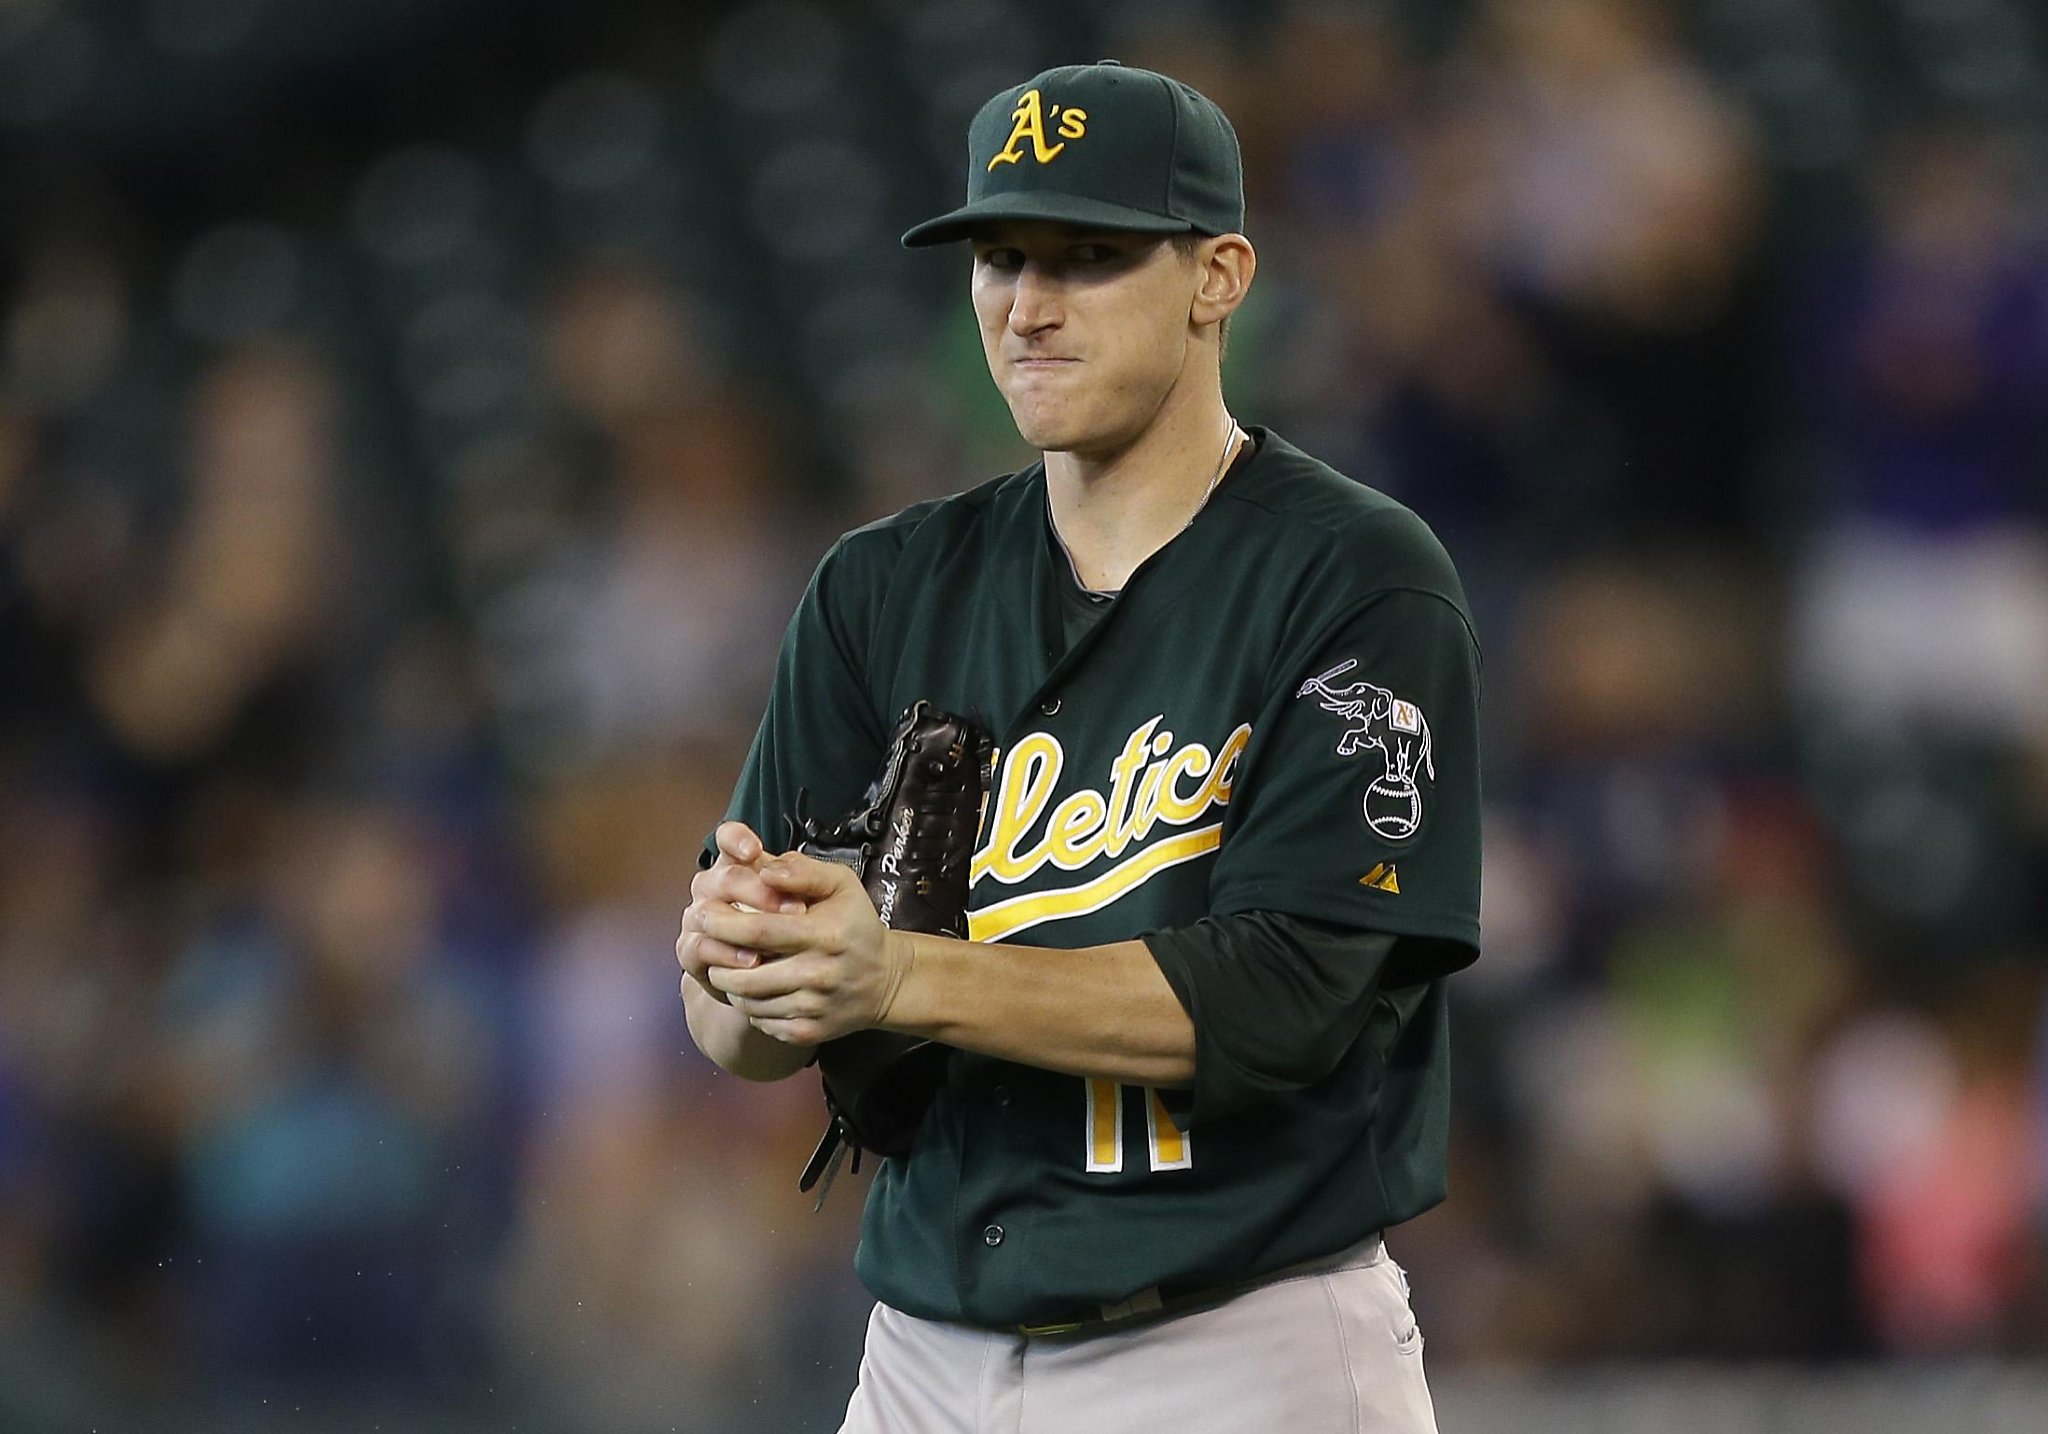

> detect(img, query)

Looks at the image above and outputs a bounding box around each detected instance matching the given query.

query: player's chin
[1004,400,1096,454]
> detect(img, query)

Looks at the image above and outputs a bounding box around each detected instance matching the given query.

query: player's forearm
[881,934,1195,1087]
[684,978,812,1081]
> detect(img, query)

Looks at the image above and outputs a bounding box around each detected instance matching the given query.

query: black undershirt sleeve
[1145,912,1444,1128]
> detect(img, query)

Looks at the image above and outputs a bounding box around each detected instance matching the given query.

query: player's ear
[1190,234,1255,328]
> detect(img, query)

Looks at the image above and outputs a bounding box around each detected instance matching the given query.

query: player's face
[969,222,1202,454]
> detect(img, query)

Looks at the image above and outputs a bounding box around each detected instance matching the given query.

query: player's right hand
[678,821,807,1006]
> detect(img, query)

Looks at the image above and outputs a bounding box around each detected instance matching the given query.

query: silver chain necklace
[1183,415,1246,535]
[1054,415,1245,597]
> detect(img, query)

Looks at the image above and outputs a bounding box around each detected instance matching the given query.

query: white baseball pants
[838,1233,1438,1433]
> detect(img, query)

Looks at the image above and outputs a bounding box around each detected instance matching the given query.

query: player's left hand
[691,851,914,1047]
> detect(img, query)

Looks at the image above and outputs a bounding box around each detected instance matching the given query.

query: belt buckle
[1017,1285,1165,1338]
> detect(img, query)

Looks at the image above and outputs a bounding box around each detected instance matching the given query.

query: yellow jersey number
[1084,1079,1192,1172]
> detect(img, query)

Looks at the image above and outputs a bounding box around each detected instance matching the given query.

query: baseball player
[678,61,1480,1432]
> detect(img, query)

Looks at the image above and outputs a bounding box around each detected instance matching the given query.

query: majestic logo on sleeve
[968,716,1250,942]
[987,88,1088,170]
[1297,659,1435,841]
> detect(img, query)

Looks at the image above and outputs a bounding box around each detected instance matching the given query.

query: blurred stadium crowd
[3,0,2046,1428]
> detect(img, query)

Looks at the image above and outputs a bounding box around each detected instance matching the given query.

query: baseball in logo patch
[1296,659,1436,841]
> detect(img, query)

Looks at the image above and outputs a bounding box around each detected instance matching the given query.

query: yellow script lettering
[972,719,1254,889]
[1153,743,1216,825]
[1102,718,1163,859]
[1047,789,1108,870]
[988,89,1069,169]
[976,732,1063,883]
[1200,724,1251,807]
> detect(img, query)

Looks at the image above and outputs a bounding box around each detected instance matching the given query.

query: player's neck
[1042,380,1240,593]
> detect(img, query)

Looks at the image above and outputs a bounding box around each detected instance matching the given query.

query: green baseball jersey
[711,427,1482,1328]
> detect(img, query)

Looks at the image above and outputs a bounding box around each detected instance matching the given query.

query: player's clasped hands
[677,821,913,1047]
[678,821,799,1004]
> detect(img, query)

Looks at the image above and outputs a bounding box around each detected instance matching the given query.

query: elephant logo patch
[1296,658,1436,841]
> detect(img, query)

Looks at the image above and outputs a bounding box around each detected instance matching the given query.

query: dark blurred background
[2,0,2046,1429]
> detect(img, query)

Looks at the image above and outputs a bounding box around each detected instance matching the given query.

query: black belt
[1014,1230,1385,1338]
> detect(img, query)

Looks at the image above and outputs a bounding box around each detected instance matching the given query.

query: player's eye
[977,248,1025,271]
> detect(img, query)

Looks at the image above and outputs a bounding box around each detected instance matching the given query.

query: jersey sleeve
[1207,587,1482,970]
[701,534,896,867]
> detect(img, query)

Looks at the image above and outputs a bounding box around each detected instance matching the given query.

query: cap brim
[901,191,1194,248]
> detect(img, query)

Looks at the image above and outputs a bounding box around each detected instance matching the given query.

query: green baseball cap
[901,61,1245,248]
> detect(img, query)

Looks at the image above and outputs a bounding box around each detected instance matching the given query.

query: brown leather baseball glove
[791,700,994,1204]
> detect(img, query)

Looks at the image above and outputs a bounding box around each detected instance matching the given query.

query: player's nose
[1006,262,1064,336]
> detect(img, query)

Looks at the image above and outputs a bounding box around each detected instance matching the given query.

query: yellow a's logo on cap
[988,88,1088,170]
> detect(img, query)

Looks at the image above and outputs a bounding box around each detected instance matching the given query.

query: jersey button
[993,1085,1012,1108]
[1039,697,1061,716]
[983,1224,1005,1248]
